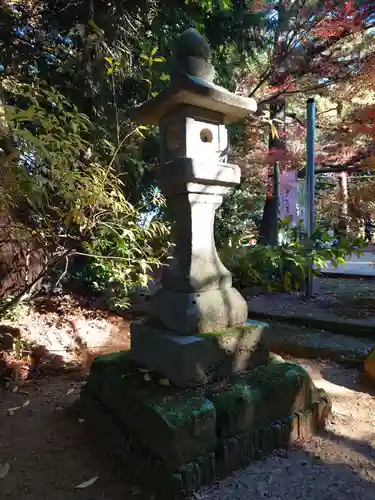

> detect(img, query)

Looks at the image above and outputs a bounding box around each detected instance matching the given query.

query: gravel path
[194,359,375,500]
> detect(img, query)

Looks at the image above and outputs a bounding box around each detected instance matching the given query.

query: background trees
[229,0,375,242]
[1,0,375,310]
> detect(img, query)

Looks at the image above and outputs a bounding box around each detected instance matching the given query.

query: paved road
[324,252,375,276]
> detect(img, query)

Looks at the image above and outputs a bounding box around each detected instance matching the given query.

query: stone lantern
[81,29,331,496]
[130,29,265,387]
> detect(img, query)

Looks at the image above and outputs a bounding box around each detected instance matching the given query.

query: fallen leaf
[12,386,19,393]
[365,468,375,480]
[158,378,170,387]
[6,399,30,415]
[138,368,151,373]
[75,476,99,489]
[65,388,75,396]
[143,373,152,382]
[7,405,20,415]
[0,463,10,479]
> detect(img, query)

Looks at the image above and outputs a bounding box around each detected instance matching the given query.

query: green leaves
[139,48,165,66]
[221,222,365,293]
[104,56,120,75]
[88,20,104,37]
[1,76,170,312]
[184,0,232,12]
[15,129,52,163]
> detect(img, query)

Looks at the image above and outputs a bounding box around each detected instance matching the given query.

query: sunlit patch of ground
[196,358,375,500]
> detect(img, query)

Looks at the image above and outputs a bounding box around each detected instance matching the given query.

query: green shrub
[220,223,365,292]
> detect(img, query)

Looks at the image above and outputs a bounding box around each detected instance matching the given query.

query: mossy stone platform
[80,351,331,497]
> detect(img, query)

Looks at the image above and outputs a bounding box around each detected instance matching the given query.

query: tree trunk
[259,191,276,244]
[259,99,286,244]
[258,1,287,245]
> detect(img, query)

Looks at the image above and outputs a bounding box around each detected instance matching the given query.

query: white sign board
[296,179,307,228]
[278,170,297,223]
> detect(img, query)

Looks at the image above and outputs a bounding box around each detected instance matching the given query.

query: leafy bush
[0,80,169,314]
[220,222,365,292]
[63,214,172,311]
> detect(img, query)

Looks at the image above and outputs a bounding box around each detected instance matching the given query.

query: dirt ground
[0,293,132,375]
[0,358,374,500]
[0,278,374,374]
[247,277,375,326]
[197,358,375,500]
[0,288,374,499]
[317,278,375,318]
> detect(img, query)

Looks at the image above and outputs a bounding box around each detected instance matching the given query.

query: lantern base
[79,351,331,498]
[131,320,270,387]
[147,286,248,335]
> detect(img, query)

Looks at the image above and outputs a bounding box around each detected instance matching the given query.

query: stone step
[263,320,373,367]
[247,293,375,340]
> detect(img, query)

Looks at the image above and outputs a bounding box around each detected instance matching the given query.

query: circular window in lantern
[200,128,213,143]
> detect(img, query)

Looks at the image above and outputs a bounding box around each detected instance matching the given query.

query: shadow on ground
[0,372,374,500]
[320,363,375,396]
[0,375,148,500]
[320,428,375,463]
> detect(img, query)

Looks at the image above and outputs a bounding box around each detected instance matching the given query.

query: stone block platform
[80,351,331,498]
[131,321,269,387]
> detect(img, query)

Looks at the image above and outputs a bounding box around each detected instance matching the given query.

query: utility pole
[305,98,316,298]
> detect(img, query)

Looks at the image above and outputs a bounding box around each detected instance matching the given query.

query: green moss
[268,353,285,364]
[80,384,331,494]
[200,324,259,342]
[85,350,217,469]
[210,383,262,414]
[244,362,310,390]
[89,351,215,428]
[151,395,214,428]
[89,350,139,380]
[207,362,317,437]
[82,352,332,490]
[209,383,263,437]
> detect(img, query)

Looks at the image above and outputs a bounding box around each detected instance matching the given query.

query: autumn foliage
[233,0,375,181]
